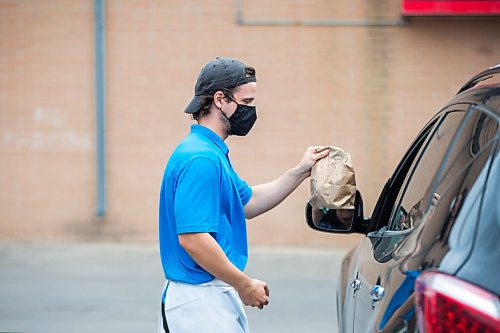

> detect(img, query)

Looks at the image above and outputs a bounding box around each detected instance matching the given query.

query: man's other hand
[236,278,270,310]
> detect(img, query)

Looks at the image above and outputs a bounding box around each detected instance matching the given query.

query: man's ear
[213,91,225,108]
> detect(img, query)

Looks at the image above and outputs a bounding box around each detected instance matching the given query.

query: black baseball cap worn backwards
[184,57,256,114]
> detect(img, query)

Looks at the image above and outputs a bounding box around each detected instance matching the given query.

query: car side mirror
[305,190,370,234]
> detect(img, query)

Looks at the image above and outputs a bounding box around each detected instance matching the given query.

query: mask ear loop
[222,89,237,104]
[219,91,237,120]
[217,97,232,136]
[219,105,231,121]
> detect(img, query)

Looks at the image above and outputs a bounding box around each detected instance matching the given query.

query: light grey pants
[158,279,250,333]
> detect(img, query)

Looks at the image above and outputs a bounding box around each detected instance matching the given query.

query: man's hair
[191,89,236,121]
[191,95,213,121]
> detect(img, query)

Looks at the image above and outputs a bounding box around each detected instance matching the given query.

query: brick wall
[1,0,499,247]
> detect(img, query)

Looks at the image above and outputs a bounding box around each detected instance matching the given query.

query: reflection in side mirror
[306,204,354,233]
[305,190,369,234]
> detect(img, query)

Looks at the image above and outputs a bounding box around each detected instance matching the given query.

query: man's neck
[198,120,228,141]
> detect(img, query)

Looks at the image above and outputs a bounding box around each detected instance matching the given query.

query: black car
[306,65,500,333]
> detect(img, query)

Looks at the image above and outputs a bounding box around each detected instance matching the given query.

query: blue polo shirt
[159,124,252,284]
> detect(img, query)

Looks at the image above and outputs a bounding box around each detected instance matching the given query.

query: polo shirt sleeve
[234,171,253,206]
[174,157,221,234]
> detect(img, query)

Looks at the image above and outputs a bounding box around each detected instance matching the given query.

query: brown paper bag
[309,146,356,210]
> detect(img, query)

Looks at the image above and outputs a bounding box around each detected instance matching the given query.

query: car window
[389,109,466,231]
[402,107,499,270]
[421,107,499,240]
[429,108,498,205]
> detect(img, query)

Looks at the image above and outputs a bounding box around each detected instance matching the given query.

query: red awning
[402,1,500,16]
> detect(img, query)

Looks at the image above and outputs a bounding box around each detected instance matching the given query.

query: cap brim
[184,95,204,114]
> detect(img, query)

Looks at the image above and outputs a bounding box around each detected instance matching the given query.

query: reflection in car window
[470,113,497,156]
[390,110,465,231]
[420,108,498,243]
[429,109,498,205]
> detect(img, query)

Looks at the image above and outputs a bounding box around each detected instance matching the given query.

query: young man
[158,57,329,333]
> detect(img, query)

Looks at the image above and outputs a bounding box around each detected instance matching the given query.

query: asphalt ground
[0,242,347,333]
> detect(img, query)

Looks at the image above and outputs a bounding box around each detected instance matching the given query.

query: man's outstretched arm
[244,146,329,220]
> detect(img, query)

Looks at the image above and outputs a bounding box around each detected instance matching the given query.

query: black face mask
[220,98,257,136]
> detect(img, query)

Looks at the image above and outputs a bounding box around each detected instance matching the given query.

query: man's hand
[235,278,270,310]
[296,146,330,177]
[179,233,269,309]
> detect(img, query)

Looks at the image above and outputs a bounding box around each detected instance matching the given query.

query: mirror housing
[305,190,370,234]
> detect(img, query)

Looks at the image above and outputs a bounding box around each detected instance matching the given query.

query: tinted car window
[404,107,499,273]
[422,107,499,239]
[389,110,465,231]
[427,108,498,209]
[439,144,500,295]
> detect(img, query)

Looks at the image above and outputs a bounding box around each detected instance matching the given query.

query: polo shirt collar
[191,124,229,155]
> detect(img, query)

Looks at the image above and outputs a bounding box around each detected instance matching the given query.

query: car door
[338,114,437,333]
[351,107,469,333]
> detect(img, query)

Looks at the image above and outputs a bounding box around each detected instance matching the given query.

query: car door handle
[370,284,385,302]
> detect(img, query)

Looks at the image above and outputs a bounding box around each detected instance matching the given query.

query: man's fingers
[313,149,330,161]
[314,146,329,153]
[313,146,330,158]
[319,150,330,158]
[257,297,269,309]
